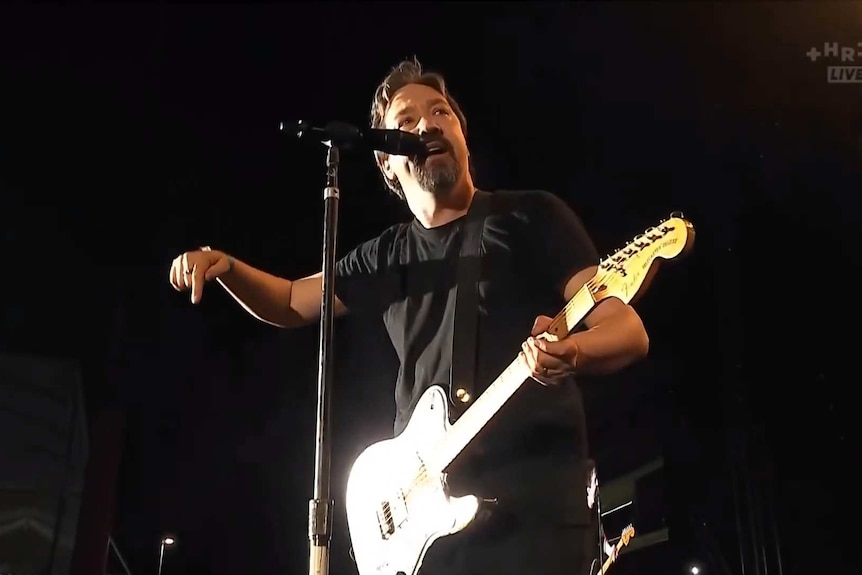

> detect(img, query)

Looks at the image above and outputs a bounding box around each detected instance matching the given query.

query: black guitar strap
[449,189,492,417]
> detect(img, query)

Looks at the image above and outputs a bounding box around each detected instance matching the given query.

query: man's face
[382,83,469,197]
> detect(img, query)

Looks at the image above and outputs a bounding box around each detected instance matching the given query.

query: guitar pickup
[377,501,395,538]
[376,490,409,539]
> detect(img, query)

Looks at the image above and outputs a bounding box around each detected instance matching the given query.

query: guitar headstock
[589,212,695,305]
[620,524,635,546]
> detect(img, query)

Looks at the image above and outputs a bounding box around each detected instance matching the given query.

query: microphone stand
[284,118,423,575]
[309,142,339,575]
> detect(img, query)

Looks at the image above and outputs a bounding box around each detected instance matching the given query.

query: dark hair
[369,57,470,199]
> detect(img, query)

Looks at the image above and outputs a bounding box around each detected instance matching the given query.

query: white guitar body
[345,385,479,575]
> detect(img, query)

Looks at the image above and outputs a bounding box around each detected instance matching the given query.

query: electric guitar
[596,524,635,575]
[345,213,695,575]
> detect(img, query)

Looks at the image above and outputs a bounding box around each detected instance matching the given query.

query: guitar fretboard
[427,285,598,472]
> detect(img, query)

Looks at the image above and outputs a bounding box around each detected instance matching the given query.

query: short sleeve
[528,191,599,291]
[334,225,399,316]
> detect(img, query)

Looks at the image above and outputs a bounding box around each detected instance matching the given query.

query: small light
[163,537,175,545]
[691,567,699,575]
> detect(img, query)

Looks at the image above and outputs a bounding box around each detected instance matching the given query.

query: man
[169,58,649,575]
[586,462,619,575]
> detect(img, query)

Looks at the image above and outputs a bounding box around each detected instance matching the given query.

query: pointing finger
[169,258,182,291]
[191,264,206,304]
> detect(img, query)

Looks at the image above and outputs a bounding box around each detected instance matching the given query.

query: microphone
[286,120,427,157]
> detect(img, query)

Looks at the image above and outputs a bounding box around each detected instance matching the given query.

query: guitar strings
[374,271,611,530]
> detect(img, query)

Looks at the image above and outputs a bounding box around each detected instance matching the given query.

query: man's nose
[416,116,442,135]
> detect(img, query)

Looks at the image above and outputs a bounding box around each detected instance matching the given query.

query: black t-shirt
[335,189,599,520]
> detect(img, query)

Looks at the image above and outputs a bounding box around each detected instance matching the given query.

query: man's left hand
[520,315,579,385]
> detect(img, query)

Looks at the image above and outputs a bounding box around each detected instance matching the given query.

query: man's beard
[413,153,462,195]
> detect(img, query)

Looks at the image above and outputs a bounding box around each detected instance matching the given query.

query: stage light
[159,536,176,575]
[690,566,700,574]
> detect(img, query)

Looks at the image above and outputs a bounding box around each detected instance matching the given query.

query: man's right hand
[169,247,232,304]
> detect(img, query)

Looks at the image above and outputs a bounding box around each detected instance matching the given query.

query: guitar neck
[599,541,623,575]
[600,526,634,574]
[428,286,597,472]
[599,539,626,574]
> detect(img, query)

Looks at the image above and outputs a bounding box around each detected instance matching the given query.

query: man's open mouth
[423,139,449,156]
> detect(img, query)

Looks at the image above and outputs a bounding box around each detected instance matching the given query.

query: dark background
[1,2,858,575]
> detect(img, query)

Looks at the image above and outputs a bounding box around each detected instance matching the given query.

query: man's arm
[519,191,649,381]
[171,228,390,327]
[524,265,649,380]
[169,248,348,329]
[560,265,649,375]
[601,525,617,559]
[216,260,348,329]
